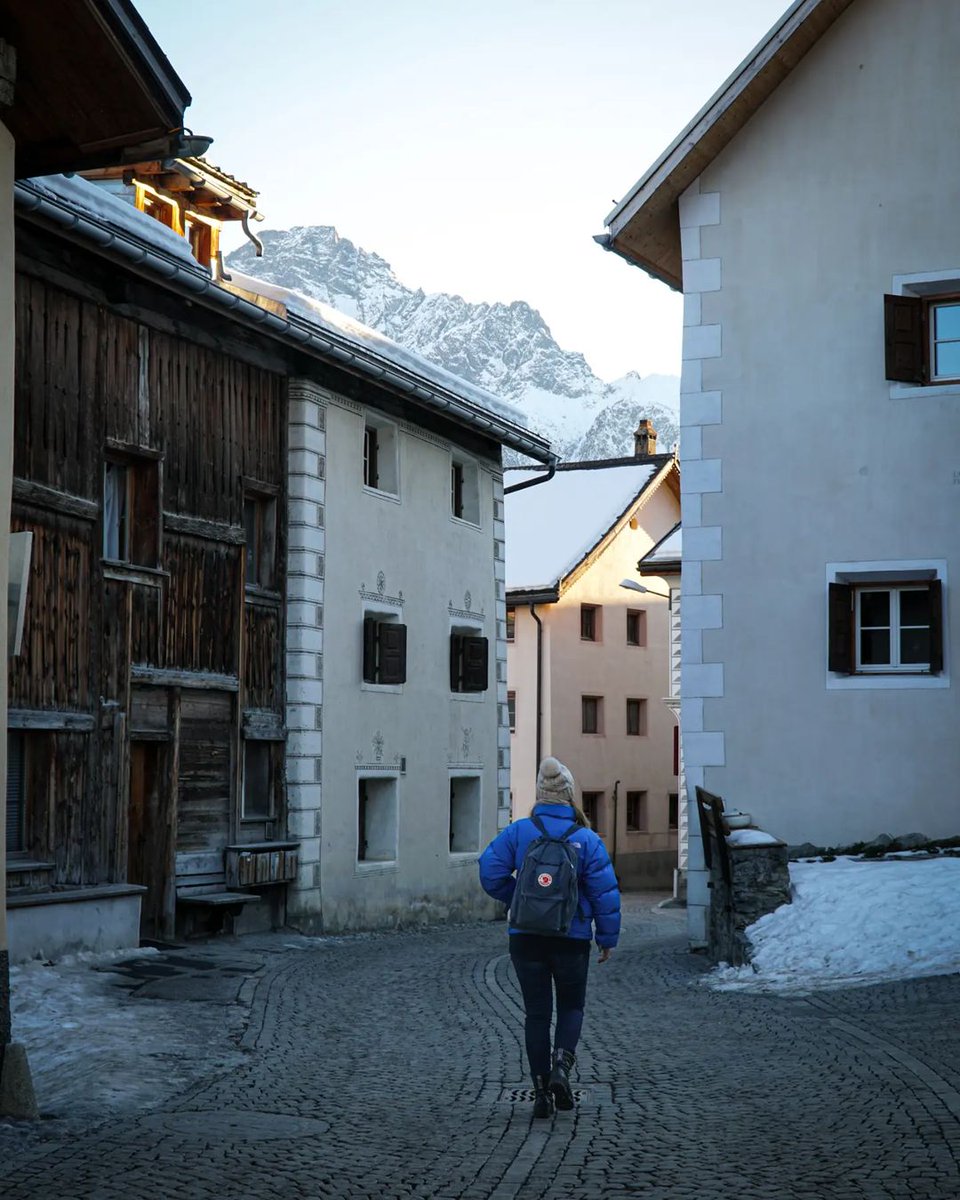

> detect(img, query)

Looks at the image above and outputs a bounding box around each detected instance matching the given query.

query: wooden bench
[694,786,732,887]
[175,850,261,927]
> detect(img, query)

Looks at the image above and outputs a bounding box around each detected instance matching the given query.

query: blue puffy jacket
[478,803,621,948]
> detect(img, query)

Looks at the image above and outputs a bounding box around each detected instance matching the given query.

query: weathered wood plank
[162,511,245,544]
[8,709,95,731]
[12,477,99,521]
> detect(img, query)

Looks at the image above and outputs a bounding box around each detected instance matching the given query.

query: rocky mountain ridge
[226,225,679,461]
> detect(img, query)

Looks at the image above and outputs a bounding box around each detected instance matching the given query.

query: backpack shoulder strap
[529,814,547,837]
[559,820,581,842]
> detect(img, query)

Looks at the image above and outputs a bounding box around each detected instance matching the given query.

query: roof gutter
[14,181,554,465]
[503,458,558,495]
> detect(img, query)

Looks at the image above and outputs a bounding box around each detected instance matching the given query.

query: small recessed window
[507,691,516,731]
[358,776,398,862]
[449,775,481,853]
[103,455,159,566]
[450,629,488,693]
[362,416,399,495]
[506,607,516,642]
[582,695,603,735]
[668,792,679,831]
[626,790,647,832]
[581,605,600,642]
[626,698,647,736]
[244,490,278,590]
[626,609,646,647]
[451,454,480,524]
[581,791,602,833]
[242,741,274,819]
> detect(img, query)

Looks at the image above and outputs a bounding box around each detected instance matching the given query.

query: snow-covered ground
[708,856,960,993]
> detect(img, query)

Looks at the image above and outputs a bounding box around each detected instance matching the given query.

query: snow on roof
[504,461,658,593]
[227,269,535,433]
[22,176,548,453]
[27,173,200,266]
[640,521,681,567]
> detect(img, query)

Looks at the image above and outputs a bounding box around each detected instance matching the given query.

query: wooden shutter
[130,459,160,566]
[379,622,407,685]
[928,579,943,674]
[449,633,463,691]
[884,294,924,383]
[828,582,853,673]
[362,617,378,682]
[462,636,488,692]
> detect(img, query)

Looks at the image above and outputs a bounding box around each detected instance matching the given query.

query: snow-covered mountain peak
[226,226,679,461]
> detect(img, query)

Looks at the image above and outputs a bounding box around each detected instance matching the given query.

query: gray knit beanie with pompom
[535,756,576,804]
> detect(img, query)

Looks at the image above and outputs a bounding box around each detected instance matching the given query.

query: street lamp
[619,578,671,601]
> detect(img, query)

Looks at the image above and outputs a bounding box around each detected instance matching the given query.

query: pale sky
[136,0,788,382]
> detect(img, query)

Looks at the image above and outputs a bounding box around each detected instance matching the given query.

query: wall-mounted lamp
[619,578,670,601]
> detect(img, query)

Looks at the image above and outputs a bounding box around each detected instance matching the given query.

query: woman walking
[478,757,621,1118]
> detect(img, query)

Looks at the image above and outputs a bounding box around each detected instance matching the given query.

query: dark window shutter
[928,579,943,674]
[130,460,159,566]
[884,294,924,383]
[362,617,378,682]
[828,582,853,674]
[462,636,488,692]
[450,633,463,691]
[379,622,407,685]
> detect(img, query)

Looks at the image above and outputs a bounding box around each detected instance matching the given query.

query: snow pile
[9,947,246,1115]
[709,856,960,993]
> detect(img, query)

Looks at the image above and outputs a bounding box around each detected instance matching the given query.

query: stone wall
[708,843,791,966]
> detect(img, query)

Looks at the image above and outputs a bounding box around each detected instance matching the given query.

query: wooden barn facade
[7,176,290,950]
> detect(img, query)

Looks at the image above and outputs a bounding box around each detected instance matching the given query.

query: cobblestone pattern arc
[2,897,960,1198]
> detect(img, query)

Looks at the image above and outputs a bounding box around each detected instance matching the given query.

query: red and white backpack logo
[537,872,553,888]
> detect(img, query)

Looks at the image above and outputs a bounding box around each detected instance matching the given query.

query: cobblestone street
[2,894,960,1199]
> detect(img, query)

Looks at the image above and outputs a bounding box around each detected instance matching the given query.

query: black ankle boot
[549,1049,575,1110]
[532,1075,555,1118]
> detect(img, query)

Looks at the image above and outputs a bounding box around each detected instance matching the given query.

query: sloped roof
[504,457,674,596]
[15,174,554,464]
[601,0,855,289]
[639,522,681,574]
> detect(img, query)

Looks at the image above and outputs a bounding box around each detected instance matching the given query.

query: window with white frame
[827,562,946,685]
[450,453,480,524]
[449,775,481,853]
[362,415,399,495]
[885,275,960,386]
[357,775,398,863]
[506,607,516,641]
[507,691,516,732]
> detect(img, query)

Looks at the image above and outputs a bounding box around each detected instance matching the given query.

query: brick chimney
[634,419,657,457]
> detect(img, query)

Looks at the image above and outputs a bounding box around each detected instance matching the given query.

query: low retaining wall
[7,884,146,962]
[708,844,791,965]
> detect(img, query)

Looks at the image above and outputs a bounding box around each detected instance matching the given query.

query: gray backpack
[509,814,581,936]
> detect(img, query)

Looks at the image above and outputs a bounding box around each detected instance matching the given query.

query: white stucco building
[600,0,960,945]
[231,282,556,933]
[505,438,681,887]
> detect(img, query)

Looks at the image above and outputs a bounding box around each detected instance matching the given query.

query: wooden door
[128,740,170,939]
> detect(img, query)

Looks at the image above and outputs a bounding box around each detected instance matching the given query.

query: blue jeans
[509,934,591,1079]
